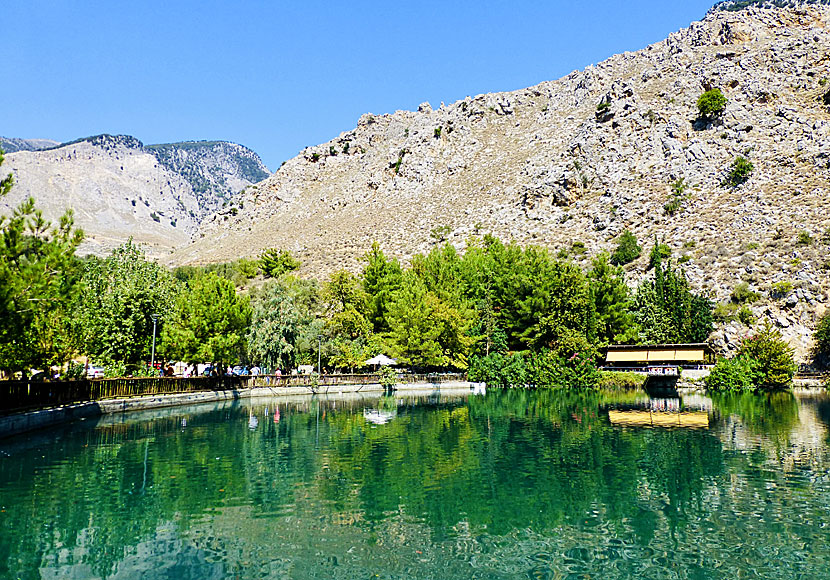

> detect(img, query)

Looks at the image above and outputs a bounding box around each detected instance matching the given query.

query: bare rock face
[1,135,269,257]
[67,6,830,359]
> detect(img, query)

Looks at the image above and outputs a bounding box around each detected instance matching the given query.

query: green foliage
[259,248,300,278]
[468,352,529,387]
[731,282,759,304]
[796,230,813,246]
[634,258,713,343]
[705,355,759,392]
[597,371,646,390]
[724,156,753,187]
[74,241,177,372]
[160,273,251,365]
[150,212,160,222]
[736,323,797,390]
[469,348,599,389]
[648,239,672,270]
[362,242,403,333]
[434,126,442,138]
[610,229,641,265]
[664,178,688,215]
[0,179,84,373]
[697,88,727,119]
[393,148,407,175]
[429,224,452,243]
[770,280,793,298]
[814,310,830,365]
[528,349,599,388]
[173,258,259,288]
[713,302,739,323]
[588,253,638,347]
[246,281,304,372]
[385,273,473,369]
[377,365,398,389]
[596,101,611,112]
[737,305,756,326]
[0,149,13,197]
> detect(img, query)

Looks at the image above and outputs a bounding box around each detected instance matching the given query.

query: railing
[0,373,468,415]
[240,373,467,389]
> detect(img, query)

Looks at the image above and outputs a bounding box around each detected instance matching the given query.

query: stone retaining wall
[0,381,471,439]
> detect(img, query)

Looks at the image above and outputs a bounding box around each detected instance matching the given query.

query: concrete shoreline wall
[0,381,472,439]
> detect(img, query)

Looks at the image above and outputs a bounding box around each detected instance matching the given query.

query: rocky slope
[1,135,269,256]
[191,7,824,358]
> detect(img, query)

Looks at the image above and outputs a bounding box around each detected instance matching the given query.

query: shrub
[797,230,813,246]
[610,230,641,265]
[705,355,759,392]
[527,349,599,389]
[597,371,646,390]
[814,311,830,366]
[648,239,671,269]
[724,156,753,187]
[150,212,160,223]
[737,323,797,390]
[737,305,755,326]
[731,282,759,304]
[596,101,611,112]
[429,224,452,242]
[468,352,529,387]
[434,126,442,138]
[377,365,398,389]
[697,88,727,119]
[571,241,586,255]
[259,248,301,278]
[770,280,793,297]
[713,302,738,323]
[664,177,688,215]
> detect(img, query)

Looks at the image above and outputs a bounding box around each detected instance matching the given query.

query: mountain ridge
[1,134,270,257]
[176,3,830,358]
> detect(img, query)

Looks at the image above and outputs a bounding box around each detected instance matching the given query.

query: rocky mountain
[0,137,61,153]
[178,4,830,359]
[1,134,269,256]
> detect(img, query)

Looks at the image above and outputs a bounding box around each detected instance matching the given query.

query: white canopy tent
[364,354,398,366]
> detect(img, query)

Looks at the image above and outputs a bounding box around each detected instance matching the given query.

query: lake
[1,387,829,579]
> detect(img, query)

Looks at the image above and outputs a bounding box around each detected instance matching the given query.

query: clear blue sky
[3,0,714,170]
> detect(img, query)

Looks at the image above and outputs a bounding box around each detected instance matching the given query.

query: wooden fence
[0,373,467,415]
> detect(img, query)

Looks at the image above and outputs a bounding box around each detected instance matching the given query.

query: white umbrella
[364,354,397,366]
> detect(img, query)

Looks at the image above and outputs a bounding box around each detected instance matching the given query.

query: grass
[597,371,647,390]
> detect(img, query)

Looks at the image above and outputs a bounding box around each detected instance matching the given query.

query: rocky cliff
[1,135,269,256]
[177,4,830,359]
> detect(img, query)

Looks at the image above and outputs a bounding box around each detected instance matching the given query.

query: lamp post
[151,314,159,372]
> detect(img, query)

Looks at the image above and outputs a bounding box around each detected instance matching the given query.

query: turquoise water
[1,388,830,579]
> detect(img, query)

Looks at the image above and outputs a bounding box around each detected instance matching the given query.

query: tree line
[1,149,718,383]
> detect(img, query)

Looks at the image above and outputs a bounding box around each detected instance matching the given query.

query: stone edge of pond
[0,381,473,439]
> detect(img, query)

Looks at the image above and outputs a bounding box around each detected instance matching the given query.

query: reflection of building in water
[608,409,709,429]
[606,395,711,429]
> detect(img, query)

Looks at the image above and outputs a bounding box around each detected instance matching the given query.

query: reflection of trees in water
[5,391,830,577]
